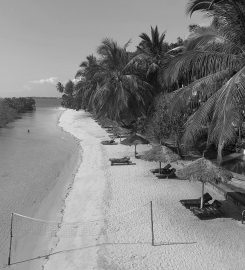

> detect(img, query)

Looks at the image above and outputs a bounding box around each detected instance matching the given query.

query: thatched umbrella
[176,158,232,208]
[141,145,180,172]
[121,134,149,157]
[112,126,131,142]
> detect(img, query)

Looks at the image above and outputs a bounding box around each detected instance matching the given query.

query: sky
[0,0,209,97]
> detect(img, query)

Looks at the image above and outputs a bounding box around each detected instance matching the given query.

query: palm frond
[184,66,245,147]
[169,69,233,113]
[186,0,223,16]
[164,49,241,85]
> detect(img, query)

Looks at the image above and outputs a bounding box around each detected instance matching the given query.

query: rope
[13,201,150,225]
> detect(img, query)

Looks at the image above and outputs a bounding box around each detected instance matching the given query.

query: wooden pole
[150,201,155,246]
[242,210,245,224]
[200,182,205,209]
[8,213,14,266]
[159,162,161,173]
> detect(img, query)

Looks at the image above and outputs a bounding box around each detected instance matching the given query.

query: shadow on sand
[4,240,197,268]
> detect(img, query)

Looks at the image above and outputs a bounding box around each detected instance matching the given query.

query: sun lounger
[180,193,212,209]
[102,125,114,129]
[101,140,118,145]
[109,157,136,166]
[190,200,224,219]
[155,169,176,179]
[150,164,172,174]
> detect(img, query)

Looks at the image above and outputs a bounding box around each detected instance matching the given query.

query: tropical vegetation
[57,0,245,164]
[0,97,35,127]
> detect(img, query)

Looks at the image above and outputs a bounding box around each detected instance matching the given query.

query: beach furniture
[103,125,114,129]
[121,134,149,157]
[101,140,118,145]
[190,200,224,219]
[150,163,172,174]
[155,168,176,179]
[109,157,135,166]
[180,192,212,209]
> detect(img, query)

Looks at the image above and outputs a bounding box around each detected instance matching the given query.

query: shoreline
[44,109,108,270]
[11,109,82,270]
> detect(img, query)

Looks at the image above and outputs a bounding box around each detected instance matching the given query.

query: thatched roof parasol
[121,134,149,157]
[141,145,180,171]
[141,145,180,163]
[111,126,131,141]
[176,157,232,183]
[176,157,232,208]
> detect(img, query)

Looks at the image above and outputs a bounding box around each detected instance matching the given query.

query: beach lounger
[150,164,171,174]
[180,193,212,209]
[101,140,118,145]
[109,157,136,166]
[190,200,224,219]
[155,169,176,179]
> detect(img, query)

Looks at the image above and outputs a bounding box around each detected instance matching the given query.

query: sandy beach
[42,109,245,270]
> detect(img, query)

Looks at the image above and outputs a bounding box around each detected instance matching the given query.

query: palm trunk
[159,162,161,173]
[217,141,225,165]
[200,182,205,209]
[134,144,137,157]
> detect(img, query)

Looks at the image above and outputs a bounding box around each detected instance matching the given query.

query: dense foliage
[58,0,245,163]
[0,97,35,127]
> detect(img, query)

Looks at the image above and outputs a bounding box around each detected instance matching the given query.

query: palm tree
[164,0,245,164]
[127,26,172,94]
[75,55,101,111]
[56,82,64,93]
[91,38,152,121]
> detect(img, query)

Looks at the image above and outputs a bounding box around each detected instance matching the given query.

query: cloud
[29,77,58,85]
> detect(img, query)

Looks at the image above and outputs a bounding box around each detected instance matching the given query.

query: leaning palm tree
[91,38,152,121]
[164,0,245,164]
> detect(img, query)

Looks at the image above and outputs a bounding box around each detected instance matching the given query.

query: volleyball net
[7,202,152,266]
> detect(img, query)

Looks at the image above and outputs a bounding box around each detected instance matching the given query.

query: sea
[0,98,80,267]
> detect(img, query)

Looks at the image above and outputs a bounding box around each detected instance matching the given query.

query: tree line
[0,97,35,127]
[57,0,245,164]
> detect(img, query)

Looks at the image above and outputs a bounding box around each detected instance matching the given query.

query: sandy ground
[43,109,245,270]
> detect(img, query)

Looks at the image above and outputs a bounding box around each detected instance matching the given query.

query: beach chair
[190,200,224,219]
[180,193,212,209]
[155,169,176,179]
[101,140,118,145]
[150,164,172,174]
[109,157,136,166]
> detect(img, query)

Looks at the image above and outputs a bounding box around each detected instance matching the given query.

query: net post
[8,213,14,266]
[150,201,155,246]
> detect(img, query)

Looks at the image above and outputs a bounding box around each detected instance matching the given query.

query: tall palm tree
[127,26,171,94]
[75,55,102,111]
[91,38,152,121]
[164,0,245,164]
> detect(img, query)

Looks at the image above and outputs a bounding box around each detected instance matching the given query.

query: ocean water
[0,101,79,266]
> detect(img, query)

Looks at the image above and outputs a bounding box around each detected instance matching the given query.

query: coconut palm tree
[164,0,245,164]
[126,26,172,94]
[75,55,102,111]
[91,38,152,121]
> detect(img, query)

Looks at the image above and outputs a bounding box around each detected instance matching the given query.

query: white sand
[44,110,245,270]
